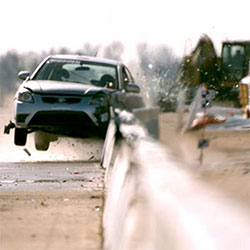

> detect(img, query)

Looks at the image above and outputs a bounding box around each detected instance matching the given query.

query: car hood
[22,80,111,95]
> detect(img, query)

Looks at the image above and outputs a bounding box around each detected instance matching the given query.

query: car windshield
[33,58,118,89]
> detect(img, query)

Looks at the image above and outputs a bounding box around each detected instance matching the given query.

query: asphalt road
[0,106,105,249]
[0,154,105,250]
[0,161,104,192]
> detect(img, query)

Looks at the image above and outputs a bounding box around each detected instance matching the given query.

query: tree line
[0,41,181,107]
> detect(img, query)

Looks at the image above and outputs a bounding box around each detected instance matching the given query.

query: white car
[13,54,143,150]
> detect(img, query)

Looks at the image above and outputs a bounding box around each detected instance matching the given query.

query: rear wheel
[14,128,27,146]
[247,109,250,119]
[35,131,50,151]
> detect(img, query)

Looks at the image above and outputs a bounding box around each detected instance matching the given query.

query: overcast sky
[1,0,250,59]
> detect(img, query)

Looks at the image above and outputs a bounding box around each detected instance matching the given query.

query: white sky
[1,0,250,59]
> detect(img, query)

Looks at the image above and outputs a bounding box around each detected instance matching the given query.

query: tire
[247,109,250,119]
[14,128,27,146]
[34,131,50,151]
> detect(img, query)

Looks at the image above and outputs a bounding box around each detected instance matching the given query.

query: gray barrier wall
[102,109,250,250]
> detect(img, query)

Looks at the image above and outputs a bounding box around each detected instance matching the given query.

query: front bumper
[14,95,109,137]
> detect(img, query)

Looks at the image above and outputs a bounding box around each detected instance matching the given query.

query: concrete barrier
[102,109,250,250]
[133,106,159,139]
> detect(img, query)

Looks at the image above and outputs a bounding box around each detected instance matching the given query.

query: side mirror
[18,71,30,81]
[125,83,140,93]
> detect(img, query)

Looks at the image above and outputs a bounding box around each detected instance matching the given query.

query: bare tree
[76,43,100,57]
[136,43,181,109]
[0,51,20,93]
[102,41,124,61]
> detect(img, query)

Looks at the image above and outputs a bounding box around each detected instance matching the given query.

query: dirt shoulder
[159,112,250,210]
[0,190,103,250]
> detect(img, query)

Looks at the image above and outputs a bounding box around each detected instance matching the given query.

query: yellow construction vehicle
[239,75,250,118]
[220,41,250,86]
[181,34,250,108]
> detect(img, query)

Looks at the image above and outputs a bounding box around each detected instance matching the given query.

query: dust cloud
[0,94,104,163]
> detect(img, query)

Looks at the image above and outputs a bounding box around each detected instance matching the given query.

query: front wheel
[14,128,27,146]
[34,131,50,151]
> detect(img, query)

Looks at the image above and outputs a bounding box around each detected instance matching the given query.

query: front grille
[42,97,81,104]
[29,111,94,127]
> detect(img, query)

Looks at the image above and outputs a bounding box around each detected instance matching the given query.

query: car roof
[48,54,122,66]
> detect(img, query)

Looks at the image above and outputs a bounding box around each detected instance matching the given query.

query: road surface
[0,161,104,192]
[0,160,104,250]
[0,103,106,250]
[1,103,250,250]
[0,161,104,250]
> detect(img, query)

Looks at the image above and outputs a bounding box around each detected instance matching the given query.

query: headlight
[88,92,109,106]
[18,91,34,103]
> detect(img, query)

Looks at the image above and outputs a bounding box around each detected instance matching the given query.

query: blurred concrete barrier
[102,109,250,250]
[100,117,116,170]
[133,106,159,139]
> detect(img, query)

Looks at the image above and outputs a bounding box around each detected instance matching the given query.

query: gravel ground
[159,111,250,210]
[0,190,103,250]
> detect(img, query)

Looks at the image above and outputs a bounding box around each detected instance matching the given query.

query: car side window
[122,67,129,86]
[122,66,134,88]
